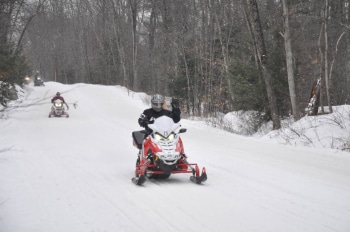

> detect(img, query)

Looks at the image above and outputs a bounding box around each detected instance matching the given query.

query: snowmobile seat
[132,131,146,149]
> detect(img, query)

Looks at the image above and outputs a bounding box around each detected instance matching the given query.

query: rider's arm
[170,98,181,123]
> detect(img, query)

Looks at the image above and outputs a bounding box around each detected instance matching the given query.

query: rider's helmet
[151,94,164,112]
[56,92,61,97]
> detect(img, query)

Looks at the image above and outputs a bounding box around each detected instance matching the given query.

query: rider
[138,94,180,130]
[35,71,40,79]
[51,92,69,110]
[51,92,65,103]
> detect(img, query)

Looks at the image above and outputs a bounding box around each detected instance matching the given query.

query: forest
[1,0,350,130]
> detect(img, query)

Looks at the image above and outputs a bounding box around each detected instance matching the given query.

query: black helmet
[151,94,164,112]
[56,92,61,97]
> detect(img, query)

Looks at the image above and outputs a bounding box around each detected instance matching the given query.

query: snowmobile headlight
[154,132,175,142]
[167,133,174,141]
[55,102,62,107]
[154,133,162,141]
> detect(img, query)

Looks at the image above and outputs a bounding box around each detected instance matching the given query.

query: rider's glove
[171,98,179,109]
[138,114,148,127]
[139,119,147,127]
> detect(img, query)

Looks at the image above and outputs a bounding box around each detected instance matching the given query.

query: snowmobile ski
[190,168,207,184]
[132,175,146,185]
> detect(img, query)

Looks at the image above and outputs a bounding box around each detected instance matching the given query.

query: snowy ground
[1,82,350,232]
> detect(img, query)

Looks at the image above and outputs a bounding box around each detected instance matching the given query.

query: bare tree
[12,0,46,56]
[244,0,281,130]
[324,0,333,113]
[346,0,350,104]
[130,0,139,91]
[109,0,128,87]
[281,0,299,121]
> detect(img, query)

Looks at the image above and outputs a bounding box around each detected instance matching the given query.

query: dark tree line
[1,0,350,130]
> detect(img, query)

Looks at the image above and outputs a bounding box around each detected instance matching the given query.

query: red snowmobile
[49,100,69,118]
[131,115,207,185]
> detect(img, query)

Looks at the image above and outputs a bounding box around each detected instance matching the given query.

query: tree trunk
[346,0,350,104]
[130,0,138,91]
[244,0,281,130]
[211,0,234,104]
[306,79,321,116]
[281,0,299,121]
[324,0,333,113]
[110,0,128,87]
[317,21,325,114]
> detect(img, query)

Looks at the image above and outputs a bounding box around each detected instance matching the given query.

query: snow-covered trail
[1,82,350,232]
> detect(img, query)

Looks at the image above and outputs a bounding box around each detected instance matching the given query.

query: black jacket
[138,108,180,128]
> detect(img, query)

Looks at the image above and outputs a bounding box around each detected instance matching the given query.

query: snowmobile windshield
[148,116,180,137]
